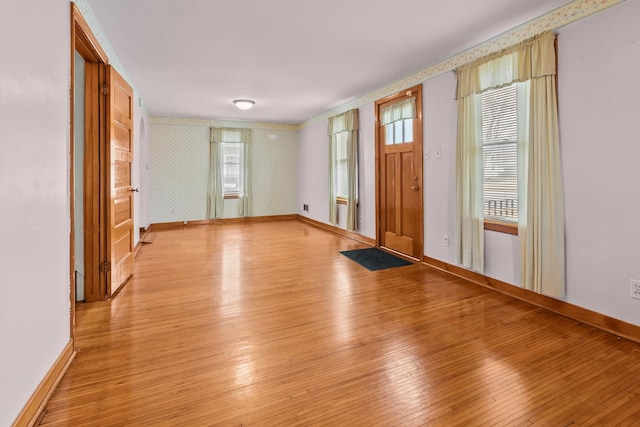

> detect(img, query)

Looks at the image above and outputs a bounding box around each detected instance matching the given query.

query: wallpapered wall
[150,120,297,223]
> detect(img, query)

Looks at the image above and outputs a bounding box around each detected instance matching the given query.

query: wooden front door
[106,66,135,295]
[376,85,423,260]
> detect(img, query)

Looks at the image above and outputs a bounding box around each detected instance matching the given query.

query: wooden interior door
[106,66,135,295]
[376,85,423,260]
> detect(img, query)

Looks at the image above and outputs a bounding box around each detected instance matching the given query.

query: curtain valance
[380,97,416,125]
[456,31,556,99]
[210,127,251,143]
[328,109,358,135]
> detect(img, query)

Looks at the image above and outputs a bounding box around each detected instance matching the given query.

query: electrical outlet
[443,235,449,247]
[631,279,640,300]
[303,204,309,212]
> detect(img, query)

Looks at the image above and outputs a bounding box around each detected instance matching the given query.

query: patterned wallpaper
[150,121,297,223]
[250,129,298,216]
[150,124,209,222]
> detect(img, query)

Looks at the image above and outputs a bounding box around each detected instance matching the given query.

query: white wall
[557,0,640,324]
[423,73,458,263]
[297,120,330,223]
[0,0,71,424]
[296,1,639,326]
[358,103,377,238]
[150,121,298,223]
[297,103,376,238]
[136,114,151,230]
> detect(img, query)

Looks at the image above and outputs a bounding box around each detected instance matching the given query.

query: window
[328,109,358,229]
[381,97,415,145]
[222,142,243,198]
[384,118,413,144]
[334,132,349,200]
[333,131,358,204]
[481,84,518,225]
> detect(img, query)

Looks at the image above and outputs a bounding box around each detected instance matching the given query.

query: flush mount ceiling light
[233,99,255,110]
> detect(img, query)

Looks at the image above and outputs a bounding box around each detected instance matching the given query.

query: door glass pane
[403,118,413,143]
[385,124,394,145]
[394,121,403,144]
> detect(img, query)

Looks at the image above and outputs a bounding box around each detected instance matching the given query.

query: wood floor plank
[40,220,640,425]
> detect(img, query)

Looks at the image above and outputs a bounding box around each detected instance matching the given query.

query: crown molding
[299,0,624,129]
[150,116,298,131]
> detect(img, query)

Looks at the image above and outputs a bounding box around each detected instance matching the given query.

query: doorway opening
[70,4,135,320]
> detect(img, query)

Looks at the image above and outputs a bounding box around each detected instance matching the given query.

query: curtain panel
[455,94,484,272]
[455,31,565,297]
[207,127,252,219]
[328,109,358,231]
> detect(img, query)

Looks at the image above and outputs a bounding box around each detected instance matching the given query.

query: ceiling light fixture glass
[233,99,255,110]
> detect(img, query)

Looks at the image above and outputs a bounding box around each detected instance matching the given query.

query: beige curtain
[238,139,252,217]
[455,31,565,296]
[455,93,484,271]
[207,129,224,219]
[328,109,358,231]
[521,74,565,297]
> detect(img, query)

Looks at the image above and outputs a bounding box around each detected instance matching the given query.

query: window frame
[331,130,358,205]
[480,84,520,236]
[221,141,243,199]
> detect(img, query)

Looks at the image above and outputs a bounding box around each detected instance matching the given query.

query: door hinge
[102,82,109,96]
[103,260,111,274]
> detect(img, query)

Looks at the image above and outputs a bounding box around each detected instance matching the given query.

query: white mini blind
[481,84,518,221]
[334,132,349,198]
[222,142,243,194]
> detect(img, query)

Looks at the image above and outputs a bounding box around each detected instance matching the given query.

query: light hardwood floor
[41,220,640,425]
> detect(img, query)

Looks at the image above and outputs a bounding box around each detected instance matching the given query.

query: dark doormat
[340,247,413,271]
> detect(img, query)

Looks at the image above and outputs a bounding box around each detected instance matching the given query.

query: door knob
[411,185,419,191]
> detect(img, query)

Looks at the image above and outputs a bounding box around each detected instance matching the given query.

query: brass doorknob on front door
[411,185,419,191]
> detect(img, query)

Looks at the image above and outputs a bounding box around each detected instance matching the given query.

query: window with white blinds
[222,142,243,195]
[334,132,349,198]
[481,84,518,222]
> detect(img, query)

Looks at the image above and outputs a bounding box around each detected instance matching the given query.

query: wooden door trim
[72,3,108,64]
[70,3,110,316]
[374,84,424,260]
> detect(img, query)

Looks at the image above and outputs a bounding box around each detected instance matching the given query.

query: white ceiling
[85,0,571,124]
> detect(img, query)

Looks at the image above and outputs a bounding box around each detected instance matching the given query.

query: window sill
[484,219,518,235]
[336,197,359,206]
